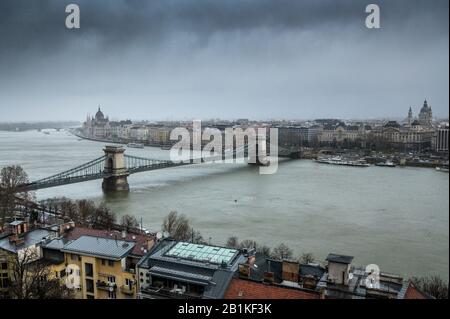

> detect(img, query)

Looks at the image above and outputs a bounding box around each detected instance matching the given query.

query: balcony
[96,281,117,291]
[140,286,201,299]
[120,285,135,295]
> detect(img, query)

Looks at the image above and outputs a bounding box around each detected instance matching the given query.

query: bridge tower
[102,146,130,191]
[249,130,269,166]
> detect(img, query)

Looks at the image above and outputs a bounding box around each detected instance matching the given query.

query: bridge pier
[102,146,130,191]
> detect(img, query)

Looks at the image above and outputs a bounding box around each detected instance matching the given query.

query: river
[0,129,448,279]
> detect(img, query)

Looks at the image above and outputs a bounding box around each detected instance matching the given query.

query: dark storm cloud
[1,0,447,54]
[0,0,448,121]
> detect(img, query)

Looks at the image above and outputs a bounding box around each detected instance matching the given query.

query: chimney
[242,247,256,263]
[263,271,275,284]
[282,260,300,283]
[10,220,27,236]
[238,264,251,279]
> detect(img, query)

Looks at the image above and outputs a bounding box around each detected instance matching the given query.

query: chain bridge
[18,142,289,192]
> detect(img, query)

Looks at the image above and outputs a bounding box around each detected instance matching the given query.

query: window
[85,279,94,293]
[87,294,95,299]
[71,254,79,261]
[0,278,10,289]
[108,291,117,299]
[85,263,93,277]
[108,260,114,267]
[101,259,106,265]
[107,276,116,284]
[1,263,7,270]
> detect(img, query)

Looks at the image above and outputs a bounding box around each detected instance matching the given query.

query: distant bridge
[17,142,300,192]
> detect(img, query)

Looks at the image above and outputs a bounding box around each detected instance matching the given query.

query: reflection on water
[0,130,448,279]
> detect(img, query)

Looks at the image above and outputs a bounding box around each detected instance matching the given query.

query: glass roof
[165,242,238,265]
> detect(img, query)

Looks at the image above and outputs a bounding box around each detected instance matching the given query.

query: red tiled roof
[404,282,430,299]
[224,278,320,299]
[63,227,154,257]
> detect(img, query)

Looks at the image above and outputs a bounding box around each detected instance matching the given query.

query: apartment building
[41,227,155,299]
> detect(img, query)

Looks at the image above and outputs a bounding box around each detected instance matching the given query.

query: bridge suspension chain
[30,155,107,185]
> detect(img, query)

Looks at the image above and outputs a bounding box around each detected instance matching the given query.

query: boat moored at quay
[316,156,370,167]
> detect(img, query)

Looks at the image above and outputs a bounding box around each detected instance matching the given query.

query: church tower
[407,107,413,126]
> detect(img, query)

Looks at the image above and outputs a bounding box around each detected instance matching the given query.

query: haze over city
[0,0,448,121]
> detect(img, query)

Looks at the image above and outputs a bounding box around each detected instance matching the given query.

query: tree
[411,275,448,299]
[90,202,116,230]
[299,253,315,264]
[271,243,293,260]
[59,198,78,221]
[225,236,239,248]
[9,248,72,299]
[189,228,206,245]
[0,166,33,227]
[162,211,192,241]
[256,245,272,258]
[121,214,140,232]
[77,199,97,224]
[239,240,258,250]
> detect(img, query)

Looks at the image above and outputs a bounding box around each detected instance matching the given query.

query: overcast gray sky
[0,0,448,121]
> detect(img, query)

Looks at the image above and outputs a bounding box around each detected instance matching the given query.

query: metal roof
[149,266,213,286]
[43,237,70,250]
[0,229,57,253]
[61,235,135,260]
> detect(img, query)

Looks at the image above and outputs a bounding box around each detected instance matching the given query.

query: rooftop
[63,227,154,257]
[0,228,57,253]
[224,278,320,299]
[61,235,135,260]
[165,242,239,265]
[138,239,247,299]
[326,253,354,264]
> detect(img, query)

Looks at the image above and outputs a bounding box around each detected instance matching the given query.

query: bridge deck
[17,144,299,191]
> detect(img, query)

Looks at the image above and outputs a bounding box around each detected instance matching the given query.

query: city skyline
[0,0,448,121]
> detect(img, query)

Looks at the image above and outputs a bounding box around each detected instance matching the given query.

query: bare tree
[77,199,97,224]
[411,275,448,299]
[225,236,239,248]
[60,198,79,221]
[190,228,206,245]
[239,240,258,250]
[9,248,72,299]
[121,214,139,232]
[299,253,315,264]
[90,203,116,230]
[271,243,293,260]
[0,166,33,227]
[162,211,192,241]
[256,245,272,258]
